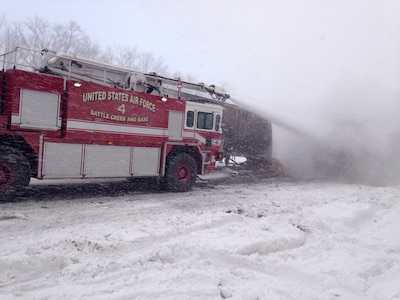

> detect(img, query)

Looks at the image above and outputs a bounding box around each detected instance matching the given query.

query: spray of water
[231,86,400,186]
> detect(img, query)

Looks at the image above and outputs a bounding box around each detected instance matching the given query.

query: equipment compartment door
[42,142,83,178]
[168,111,183,140]
[85,145,131,177]
[18,89,61,130]
[132,147,160,176]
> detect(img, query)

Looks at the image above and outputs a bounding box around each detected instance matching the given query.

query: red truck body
[0,50,225,197]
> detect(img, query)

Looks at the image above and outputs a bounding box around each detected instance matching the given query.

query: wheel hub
[176,165,189,183]
[0,162,15,190]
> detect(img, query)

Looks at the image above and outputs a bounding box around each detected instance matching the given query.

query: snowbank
[1,179,400,299]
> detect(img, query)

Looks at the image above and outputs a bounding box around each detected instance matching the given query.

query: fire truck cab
[0,47,228,198]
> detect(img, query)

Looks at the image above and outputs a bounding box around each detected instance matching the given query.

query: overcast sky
[3,0,400,180]
[3,1,400,103]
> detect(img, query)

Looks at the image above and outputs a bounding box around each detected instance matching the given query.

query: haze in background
[3,0,400,184]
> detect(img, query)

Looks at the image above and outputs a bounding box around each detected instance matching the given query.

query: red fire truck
[0,47,228,198]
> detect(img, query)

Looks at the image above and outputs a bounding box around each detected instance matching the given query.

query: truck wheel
[165,153,197,192]
[0,147,31,199]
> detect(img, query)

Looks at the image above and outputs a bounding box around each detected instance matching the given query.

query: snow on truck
[0,47,229,198]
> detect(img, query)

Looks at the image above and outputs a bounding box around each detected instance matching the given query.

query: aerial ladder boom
[40,49,230,102]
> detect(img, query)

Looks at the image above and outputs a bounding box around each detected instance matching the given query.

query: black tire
[0,147,31,200]
[164,153,197,192]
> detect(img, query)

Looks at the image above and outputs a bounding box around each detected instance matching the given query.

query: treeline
[0,15,170,75]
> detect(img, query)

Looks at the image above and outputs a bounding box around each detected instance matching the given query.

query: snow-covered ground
[1,175,400,300]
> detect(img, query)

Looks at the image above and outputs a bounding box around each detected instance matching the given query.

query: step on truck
[0,47,228,198]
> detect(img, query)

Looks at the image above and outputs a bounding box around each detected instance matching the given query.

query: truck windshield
[197,112,213,130]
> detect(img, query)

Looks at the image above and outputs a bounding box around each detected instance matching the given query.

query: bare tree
[0,21,33,69]
[111,46,169,75]
[0,17,22,53]
[0,16,170,76]
[0,15,6,55]
[113,45,139,69]
[97,46,115,64]
[50,20,101,58]
[0,17,100,68]
[138,51,168,75]
[22,17,52,50]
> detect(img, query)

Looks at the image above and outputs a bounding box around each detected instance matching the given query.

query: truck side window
[197,112,213,130]
[215,114,221,131]
[186,110,194,127]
